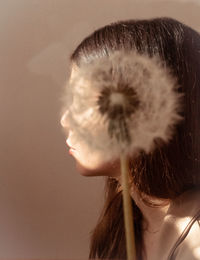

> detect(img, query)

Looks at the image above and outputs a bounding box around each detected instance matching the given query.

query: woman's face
[60,66,121,179]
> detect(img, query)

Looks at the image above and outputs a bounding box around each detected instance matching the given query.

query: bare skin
[61,67,170,259]
[61,127,170,259]
[75,159,171,259]
[129,184,170,260]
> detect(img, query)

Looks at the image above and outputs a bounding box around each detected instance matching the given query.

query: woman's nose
[60,111,69,128]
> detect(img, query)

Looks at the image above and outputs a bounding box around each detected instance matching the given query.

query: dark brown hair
[70,17,200,259]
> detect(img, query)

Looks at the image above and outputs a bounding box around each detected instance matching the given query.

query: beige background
[0,0,200,259]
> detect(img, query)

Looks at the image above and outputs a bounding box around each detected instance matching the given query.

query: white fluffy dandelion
[62,50,182,166]
[61,50,183,260]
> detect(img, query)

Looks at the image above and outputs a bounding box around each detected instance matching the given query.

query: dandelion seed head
[110,92,125,105]
[61,50,183,168]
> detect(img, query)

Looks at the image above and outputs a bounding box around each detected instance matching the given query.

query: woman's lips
[66,138,72,148]
[69,147,76,155]
[66,139,76,155]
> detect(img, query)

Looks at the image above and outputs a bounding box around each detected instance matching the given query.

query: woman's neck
[115,175,171,231]
[129,185,170,232]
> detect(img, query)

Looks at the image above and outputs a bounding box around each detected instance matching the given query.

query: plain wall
[0,0,200,259]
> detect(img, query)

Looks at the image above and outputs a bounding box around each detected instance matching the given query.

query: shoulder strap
[168,208,200,260]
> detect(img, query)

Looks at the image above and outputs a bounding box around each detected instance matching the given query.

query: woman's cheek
[66,130,121,177]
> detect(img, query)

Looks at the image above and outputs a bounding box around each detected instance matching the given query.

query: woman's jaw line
[73,157,122,179]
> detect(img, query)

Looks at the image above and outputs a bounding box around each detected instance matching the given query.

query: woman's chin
[75,161,103,176]
[74,158,121,178]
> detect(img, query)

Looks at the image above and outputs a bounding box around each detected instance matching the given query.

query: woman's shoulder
[166,187,200,260]
[153,188,200,260]
[172,217,200,260]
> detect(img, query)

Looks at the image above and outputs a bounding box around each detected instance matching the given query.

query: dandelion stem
[120,154,136,260]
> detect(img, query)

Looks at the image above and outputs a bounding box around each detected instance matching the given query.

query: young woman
[60,17,200,260]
